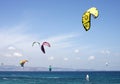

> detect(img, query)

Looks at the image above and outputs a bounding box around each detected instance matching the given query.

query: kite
[41,42,51,54]
[32,41,40,47]
[105,62,108,67]
[82,7,99,31]
[20,60,28,67]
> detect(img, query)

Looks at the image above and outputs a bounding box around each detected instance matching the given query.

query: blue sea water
[0,71,120,84]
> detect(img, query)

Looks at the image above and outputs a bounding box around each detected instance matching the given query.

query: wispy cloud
[45,33,78,42]
[0,26,32,47]
[42,33,79,49]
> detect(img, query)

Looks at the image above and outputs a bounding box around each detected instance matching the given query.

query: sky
[0,0,120,71]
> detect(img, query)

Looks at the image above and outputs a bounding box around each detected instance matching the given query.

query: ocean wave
[40,77,60,79]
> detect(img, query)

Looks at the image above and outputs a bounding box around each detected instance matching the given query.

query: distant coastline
[0,65,119,71]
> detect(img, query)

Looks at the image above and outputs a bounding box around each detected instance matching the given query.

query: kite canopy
[82,7,99,31]
[20,60,28,67]
[32,41,40,47]
[41,42,51,54]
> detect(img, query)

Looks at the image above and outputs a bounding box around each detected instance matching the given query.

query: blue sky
[0,0,120,71]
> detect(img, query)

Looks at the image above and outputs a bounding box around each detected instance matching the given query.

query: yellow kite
[20,60,28,67]
[82,7,99,31]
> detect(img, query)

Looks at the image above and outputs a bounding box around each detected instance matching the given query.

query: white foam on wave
[86,74,89,81]
[3,77,8,80]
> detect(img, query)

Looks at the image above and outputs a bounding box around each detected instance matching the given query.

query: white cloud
[13,52,23,57]
[74,49,79,53]
[88,56,95,60]
[8,46,16,50]
[64,57,68,61]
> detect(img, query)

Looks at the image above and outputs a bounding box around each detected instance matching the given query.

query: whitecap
[3,77,8,80]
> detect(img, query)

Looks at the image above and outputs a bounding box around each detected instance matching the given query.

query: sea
[0,71,120,84]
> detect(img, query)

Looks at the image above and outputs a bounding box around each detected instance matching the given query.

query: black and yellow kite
[82,7,99,31]
[20,60,28,67]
